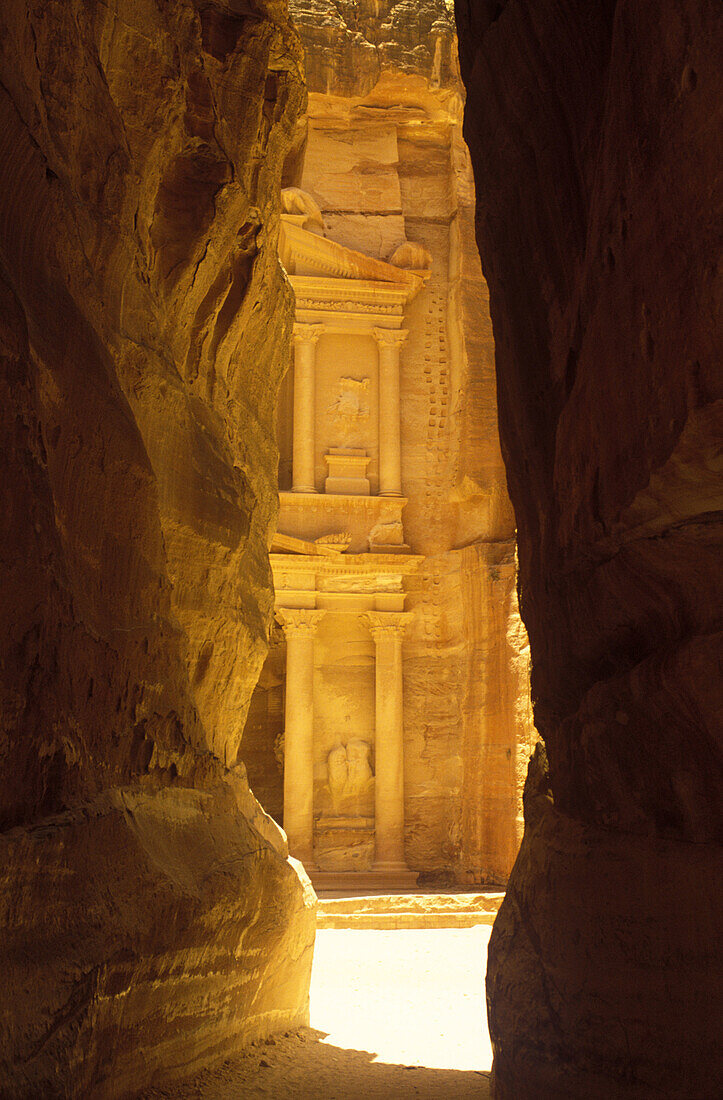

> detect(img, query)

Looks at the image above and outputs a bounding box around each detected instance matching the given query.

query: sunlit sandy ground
[143,925,493,1098]
[311,926,493,1073]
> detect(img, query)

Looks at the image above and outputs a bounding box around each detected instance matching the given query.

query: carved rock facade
[241,0,535,886]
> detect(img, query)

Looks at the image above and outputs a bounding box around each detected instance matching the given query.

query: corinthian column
[361,611,413,871]
[276,608,325,866]
[291,323,324,493]
[373,328,407,497]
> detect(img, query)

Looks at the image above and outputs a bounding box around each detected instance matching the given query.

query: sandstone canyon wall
[0,3,316,1096]
[456,0,722,1096]
[241,0,536,884]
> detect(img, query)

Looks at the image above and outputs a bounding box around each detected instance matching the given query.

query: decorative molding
[291,275,415,310]
[280,220,426,294]
[279,491,407,509]
[317,573,401,594]
[359,611,413,640]
[373,327,409,349]
[315,532,352,552]
[270,552,423,578]
[296,298,402,317]
[292,322,325,346]
[275,608,326,637]
[271,531,347,557]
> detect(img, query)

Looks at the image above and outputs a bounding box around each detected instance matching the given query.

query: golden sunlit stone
[241,0,536,892]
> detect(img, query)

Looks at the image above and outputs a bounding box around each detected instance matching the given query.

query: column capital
[293,322,325,346]
[360,611,413,641]
[276,607,325,638]
[372,327,408,349]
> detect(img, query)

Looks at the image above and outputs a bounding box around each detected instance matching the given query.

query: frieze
[295,298,402,316]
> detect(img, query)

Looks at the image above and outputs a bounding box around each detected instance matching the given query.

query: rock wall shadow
[140,1028,491,1099]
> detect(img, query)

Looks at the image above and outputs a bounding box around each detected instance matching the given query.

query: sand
[142,925,493,1098]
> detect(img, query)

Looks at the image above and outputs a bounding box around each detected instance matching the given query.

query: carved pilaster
[361,610,412,871]
[276,607,325,866]
[291,325,325,494]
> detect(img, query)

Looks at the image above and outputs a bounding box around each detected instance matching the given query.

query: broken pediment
[270,531,351,556]
[279,188,429,301]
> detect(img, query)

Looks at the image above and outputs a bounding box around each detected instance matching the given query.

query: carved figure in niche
[346,738,373,791]
[389,241,433,270]
[280,187,325,234]
[325,739,374,814]
[368,519,405,550]
[328,377,370,430]
[327,744,348,807]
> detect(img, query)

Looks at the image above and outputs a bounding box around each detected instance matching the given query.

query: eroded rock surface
[0,2,315,1095]
[456,1,722,1096]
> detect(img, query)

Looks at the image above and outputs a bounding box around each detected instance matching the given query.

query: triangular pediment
[279,217,427,297]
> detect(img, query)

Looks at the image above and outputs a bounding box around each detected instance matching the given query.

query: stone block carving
[324,448,371,495]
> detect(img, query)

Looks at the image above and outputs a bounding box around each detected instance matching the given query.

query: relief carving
[368,519,405,550]
[389,241,433,270]
[315,532,352,553]
[325,739,374,814]
[328,377,370,429]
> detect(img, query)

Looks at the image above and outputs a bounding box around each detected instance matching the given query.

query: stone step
[316,890,505,929]
[309,870,420,893]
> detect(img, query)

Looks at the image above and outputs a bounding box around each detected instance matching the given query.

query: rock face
[239,0,536,885]
[0,2,315,1095]
[456,1,722,1096]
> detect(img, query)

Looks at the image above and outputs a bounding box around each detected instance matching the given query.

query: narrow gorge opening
[231,5,535,1092]
[1,1,718,1098]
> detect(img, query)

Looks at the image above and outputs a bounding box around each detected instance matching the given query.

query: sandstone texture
[0,2,315,1095]
[456,0,722,1096]
[241,0,536,886]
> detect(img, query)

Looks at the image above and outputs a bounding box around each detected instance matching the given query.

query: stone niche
[313,613,377,871]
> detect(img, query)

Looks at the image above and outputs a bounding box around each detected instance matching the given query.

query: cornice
[280,219,427,297]
[290,274,414,310]
[279,491,407,509]
[270,552,423,577]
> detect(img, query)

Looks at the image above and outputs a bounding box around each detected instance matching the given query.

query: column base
[378,491,403,498]
[291,486,318,494]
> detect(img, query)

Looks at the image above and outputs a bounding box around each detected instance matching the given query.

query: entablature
[272,551,423,615]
